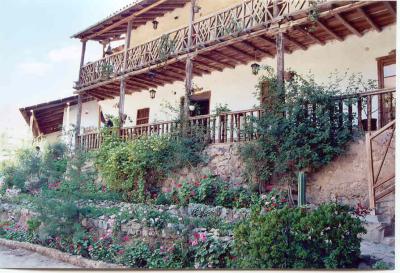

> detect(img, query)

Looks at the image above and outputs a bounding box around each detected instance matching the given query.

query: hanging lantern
[105,44,113,55]
[251,63,260,75]
[149,89,157,99]
[189,105,195,111]
[152,20,159,30]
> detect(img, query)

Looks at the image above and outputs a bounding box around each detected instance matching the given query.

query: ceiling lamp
[105,44,113,55]
[152,20,159,30]
[149,89,157,99]
[251,63,260,75]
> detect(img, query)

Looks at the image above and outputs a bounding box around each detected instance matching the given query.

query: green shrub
[120,241,152,268]
[233,203,366,269]
[240,67,375,186]
[95,132,205,202]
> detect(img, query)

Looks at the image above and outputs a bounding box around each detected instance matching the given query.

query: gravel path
[0,245,78,268]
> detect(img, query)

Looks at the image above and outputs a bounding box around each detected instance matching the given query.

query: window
[136,108,150,125]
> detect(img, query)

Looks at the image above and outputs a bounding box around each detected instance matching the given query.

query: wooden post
[119,21,133,127]
[78,40,87,81]
[274,1,284,97]
[366,132,375,213]
[29,110,34,135]
[75,95,83,149]
[183,0,196,130]
[75,40,87,149]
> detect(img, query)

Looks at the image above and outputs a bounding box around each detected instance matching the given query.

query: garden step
[381,236,395,247]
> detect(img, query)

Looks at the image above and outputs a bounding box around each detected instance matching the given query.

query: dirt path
[0,245,78,268]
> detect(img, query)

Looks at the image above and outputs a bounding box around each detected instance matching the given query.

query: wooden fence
[77,88,396,151]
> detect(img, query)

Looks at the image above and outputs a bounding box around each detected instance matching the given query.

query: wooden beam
[335,13,362,37]
[84,0,169,41]
[282,33,307,50]
[384,1,396,18]
[241,40,273,57]
[357,7,381,32]
[227,45,255,59]
[316,19,344,41]
[193,57,223,71]
[294,26,325,45]
[131,77,158,88]
[214,50,246,65]
[258,35,292,54]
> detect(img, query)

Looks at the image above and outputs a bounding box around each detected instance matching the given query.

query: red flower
[194,181,201,187]
[122,235,130,242]
[177,183,182,188]
[117,249,125,255]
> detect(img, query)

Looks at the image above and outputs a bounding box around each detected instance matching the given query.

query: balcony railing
[77,88,396,151]
[77,0,311,88]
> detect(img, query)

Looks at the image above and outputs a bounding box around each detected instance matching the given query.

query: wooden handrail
[77,88,396,151]
[77,0,312,87]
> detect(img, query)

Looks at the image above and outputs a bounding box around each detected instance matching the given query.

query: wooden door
[377,51,396,127]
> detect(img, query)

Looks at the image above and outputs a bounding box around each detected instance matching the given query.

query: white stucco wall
[63,100,100,133]
[98,24,395,127]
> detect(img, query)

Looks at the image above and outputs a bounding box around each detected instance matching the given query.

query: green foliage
[166,175,265,209]
[240,67,374,186]
[95,130,205,202]
[372,261,391,270]
[233,203,366,269]
[120,241,152,268]
[0,142,68,192]
[189,232,233,269]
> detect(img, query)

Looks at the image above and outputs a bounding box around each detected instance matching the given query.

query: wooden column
[119,20,133,127]
[274,1,284,96]
[29,110,34,134]
[183,0,196,123]
[75,40,87,149]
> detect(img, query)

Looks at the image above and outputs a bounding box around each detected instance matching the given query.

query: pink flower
[199,233,207,242]
[117,249,125,255]
[194,181,201,187]
[122,235,130,242]
[193,232,200,240]
[191,239,198,246]
[190,190,196,197]
[88,245,93,251]
[177,183,182,188]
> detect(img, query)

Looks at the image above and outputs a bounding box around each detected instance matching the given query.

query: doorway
[377,50,396,127]
[189,91,211,117]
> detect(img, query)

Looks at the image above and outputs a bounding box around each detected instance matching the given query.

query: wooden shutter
[136,108,150,125]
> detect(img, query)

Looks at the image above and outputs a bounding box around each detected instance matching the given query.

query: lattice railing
[77,0,311,87]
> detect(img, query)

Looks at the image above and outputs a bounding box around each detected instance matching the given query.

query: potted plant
[100,63,114,79]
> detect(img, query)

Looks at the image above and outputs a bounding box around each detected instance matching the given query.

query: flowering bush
[189,232,233,269]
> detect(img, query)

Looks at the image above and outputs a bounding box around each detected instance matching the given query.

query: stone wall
[162,135,394,219]
[0,200,248,248]
[162,143,246,190]
[307,131,395,219]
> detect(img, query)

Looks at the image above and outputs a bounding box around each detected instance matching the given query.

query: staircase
[364,120,395,245]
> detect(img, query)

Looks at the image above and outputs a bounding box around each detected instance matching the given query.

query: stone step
[381,236,395,247]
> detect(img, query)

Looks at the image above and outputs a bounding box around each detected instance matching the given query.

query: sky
[0,0,133,147]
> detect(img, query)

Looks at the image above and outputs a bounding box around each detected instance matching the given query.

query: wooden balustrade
[77,88,396,151]
[77,0,309,87]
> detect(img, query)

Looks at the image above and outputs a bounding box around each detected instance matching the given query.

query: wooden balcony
[77,88,396,151]
[75,1,396,99]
